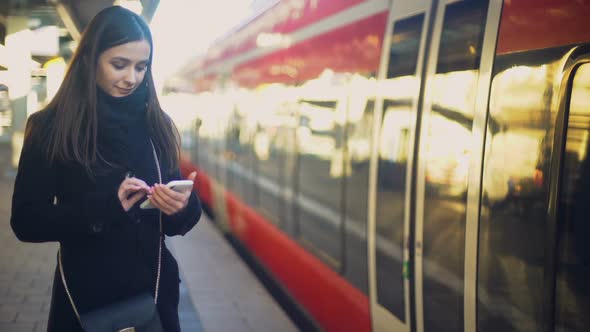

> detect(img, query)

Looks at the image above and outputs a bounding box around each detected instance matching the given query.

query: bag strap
[58,140,163,321]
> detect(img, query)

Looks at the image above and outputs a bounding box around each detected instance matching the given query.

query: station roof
[0,0,159,69]
[0,0,160,41]
[58,0,159,34]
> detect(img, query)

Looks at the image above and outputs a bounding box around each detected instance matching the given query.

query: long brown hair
[41,5,179,175]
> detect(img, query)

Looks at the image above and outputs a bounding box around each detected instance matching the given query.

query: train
[164,0,590,331]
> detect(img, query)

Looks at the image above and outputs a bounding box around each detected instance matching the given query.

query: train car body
[168,0,590,331]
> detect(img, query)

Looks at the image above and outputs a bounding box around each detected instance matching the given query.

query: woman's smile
[115,86,133,95]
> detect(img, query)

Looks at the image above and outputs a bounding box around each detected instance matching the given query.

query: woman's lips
[116,87,133,95]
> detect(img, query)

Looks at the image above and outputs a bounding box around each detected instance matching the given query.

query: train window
[234,93,261,208]
[225,106,253,204]
[376,13,425,321]
[196,111,217,178]
[477,42,565,332]
[386,15,423,79]
[343,96,374,294]
[295,93,345,269]
[421,1,488,332]
[554,63,590,331]
[253,87,291,227]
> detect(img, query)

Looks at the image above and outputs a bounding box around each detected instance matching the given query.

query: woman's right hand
[117,177,152,211]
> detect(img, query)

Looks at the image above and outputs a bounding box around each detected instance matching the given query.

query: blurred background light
[256,33,292,48]
[113,0,144,15]
[149,0,256,93]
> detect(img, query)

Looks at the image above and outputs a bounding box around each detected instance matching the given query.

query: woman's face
[96,40,151,97]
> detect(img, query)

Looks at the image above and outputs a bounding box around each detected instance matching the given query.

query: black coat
[10,110,202,331]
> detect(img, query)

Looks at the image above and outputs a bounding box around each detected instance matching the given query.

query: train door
[414,1,500,332]
[368,1,431,331]
[552,56,590,331]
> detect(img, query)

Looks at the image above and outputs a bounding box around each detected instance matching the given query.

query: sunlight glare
[150,0,254,93]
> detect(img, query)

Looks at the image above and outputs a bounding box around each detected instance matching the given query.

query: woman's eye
[112,63,125,70]
[136,66,147,72]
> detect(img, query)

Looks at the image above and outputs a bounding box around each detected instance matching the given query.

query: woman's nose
[123,68,137,86]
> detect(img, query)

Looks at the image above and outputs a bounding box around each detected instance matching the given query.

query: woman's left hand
[147,172,197,216]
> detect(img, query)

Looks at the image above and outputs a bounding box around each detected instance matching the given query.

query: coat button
[92,223,103,233]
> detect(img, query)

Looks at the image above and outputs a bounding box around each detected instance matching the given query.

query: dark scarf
[95,84,158,187]
[95,84,161,251]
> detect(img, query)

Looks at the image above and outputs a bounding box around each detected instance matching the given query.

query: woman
[10,6,201,331]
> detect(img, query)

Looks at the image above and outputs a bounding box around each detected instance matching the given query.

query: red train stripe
[202,0,367,69]
[232,12,387,88]
[224,190,371,332]
[181,157,370,331]
[497,0,590,54]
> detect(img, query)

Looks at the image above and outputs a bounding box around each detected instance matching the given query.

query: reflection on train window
[436,1,486,73]
[343,97,374,294]
[422,1,487,332]
[555,63,590,331]
[386,15,423,78]
[296,91,344,269]
[194,93,225,180]
[477,48,559,332]
[226,102,259,207]
[253,87,294,227]
[375,13,425,321]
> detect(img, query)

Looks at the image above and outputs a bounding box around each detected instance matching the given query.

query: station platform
[0,168,299,332]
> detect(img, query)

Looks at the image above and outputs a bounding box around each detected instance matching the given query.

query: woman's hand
[118,177,151,212]
[147,172,197,216]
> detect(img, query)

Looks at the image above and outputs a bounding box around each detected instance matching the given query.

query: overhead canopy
[57,0,160,37]
[0,0,159,67]
[0,0,160,43]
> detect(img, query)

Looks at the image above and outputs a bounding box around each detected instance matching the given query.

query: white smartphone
[140,180,194,209]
